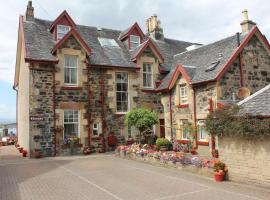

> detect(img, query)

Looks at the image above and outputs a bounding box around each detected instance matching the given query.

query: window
[64,55,78,85]
[130,35,140,49]
[180,120,190,140]
[98,37,119,47]
[179,85,188,104]
[57,25,70,40]
[63,110,79,139]
[143,63,153,88]
[93,123,99,137]
[116,72,129,113]
[197,120,208,141]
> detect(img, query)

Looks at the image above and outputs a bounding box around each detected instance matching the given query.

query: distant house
[14,1,270,156]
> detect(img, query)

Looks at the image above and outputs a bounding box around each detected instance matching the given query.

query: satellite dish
[237,87,251,99]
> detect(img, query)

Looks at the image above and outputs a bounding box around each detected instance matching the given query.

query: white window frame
[179,85,188,105]
[92,123,99,137]
[64,55,78,86]
[197,120,208,141]
[57,25,70,40]
[143,63,154,89]
[115,72,129,114]
[180,120,190,140]
[63,109,80,139]
[130,35,140,49]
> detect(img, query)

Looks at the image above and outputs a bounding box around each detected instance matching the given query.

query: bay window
[179,85,188,104]
[63,110,79,139]
[64,55,78,85]
[57,25,70,40]
[130,35,140,49]
[116,72,129,113]
[143,63,153,88]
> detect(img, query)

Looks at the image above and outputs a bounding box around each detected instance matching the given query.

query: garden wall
[219,136,270,187]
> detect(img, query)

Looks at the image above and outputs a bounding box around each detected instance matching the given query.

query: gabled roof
[118,22,145,40]
[156,64,192,92]
[237,84,270,117]
[49,10,76,31]
[173,26,270,85]
[51,28,92,55]
[130,39,164,62]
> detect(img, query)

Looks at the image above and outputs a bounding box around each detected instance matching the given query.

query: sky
[0,0,270,123]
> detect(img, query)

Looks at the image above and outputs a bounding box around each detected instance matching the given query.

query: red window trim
[177,104,189,108]
[178,140,209,146]
[61,86,82,91]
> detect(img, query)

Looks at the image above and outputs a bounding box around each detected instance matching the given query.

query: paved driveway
[0,146,269,200]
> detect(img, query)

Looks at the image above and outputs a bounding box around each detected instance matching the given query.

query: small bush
[156,138,171,147]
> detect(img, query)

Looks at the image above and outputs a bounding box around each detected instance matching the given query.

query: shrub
[156,138,171,147]
[213,161,226,172]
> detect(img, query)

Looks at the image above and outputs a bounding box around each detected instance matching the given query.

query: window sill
[177,139,190,144]
[115,113,127,117]
[177,104,189,108]
[197,141,209,146]
[61,86,82,90]
[141,89,156,93]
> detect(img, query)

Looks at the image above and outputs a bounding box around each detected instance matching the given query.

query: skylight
[98,37,119,47]
[205,61,220,72]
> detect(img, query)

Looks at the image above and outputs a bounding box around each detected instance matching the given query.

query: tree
[125,108,158,143]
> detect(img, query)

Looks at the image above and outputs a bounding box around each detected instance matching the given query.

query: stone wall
[220,35,270,100]
[29,64,54,156]
[219,136,270,187]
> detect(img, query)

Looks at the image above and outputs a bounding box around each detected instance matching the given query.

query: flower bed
[115,144,223,179]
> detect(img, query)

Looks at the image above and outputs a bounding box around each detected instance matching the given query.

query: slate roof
[152,38,194,72]
[173,32,248,83]
[22,18,194,69]
[237,84,270,117]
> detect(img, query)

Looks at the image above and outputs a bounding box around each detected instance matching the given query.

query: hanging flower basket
[22,150,27,157]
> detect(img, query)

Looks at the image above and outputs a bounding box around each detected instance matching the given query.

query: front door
[159,119,165,138]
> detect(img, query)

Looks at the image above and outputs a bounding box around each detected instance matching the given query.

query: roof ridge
[173,32,243,58]
[238,84,270,105]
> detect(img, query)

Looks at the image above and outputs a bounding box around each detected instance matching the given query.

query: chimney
[146,14,164,40]
[25,1,34,21]
[240,10,256,33]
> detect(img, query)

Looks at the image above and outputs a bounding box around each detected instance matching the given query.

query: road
[0,146,269,200]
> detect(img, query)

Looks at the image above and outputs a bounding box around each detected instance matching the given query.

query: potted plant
[22,150,27,157]
[190,149,198,155]
[34,149,42,159]
[83,146,92,155]
[19,147,23,153]
[213,160,228,182]
[156,138,171,151]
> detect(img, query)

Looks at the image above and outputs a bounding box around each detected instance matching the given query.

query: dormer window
[57,25,70,40]
[179,85,188,104]
[130,35,140,49]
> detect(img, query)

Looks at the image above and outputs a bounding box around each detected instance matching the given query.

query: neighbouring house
[157,10,270,156]
[218,84,270,187]
[14,1,270,157]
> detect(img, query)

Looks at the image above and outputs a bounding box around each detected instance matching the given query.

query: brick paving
[0,146,269,200]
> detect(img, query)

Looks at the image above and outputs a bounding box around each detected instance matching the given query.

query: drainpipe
[193,88,198,149]
[237,32,244,87]
[169,92,173,140]
[209,97,215,152]
[52,66,56,156]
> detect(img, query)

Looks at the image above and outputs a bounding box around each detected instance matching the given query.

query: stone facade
[29,64,54,156]
[219,136,270,187]
[219,35,270,100]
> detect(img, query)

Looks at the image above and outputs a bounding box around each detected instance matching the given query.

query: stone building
[156,10,270,155]
[14,1,270,156]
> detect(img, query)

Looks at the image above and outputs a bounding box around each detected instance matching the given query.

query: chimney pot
[240,9,256,33]
[146,14,164,40]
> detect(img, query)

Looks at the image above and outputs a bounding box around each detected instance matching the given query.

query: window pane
[70,68,77,84]
[115,72,128,112]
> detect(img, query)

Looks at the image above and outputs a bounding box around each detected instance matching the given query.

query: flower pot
[19,148,23,153]
[214,172,225,182]
[22,150,27,157]
[34,151,41,159]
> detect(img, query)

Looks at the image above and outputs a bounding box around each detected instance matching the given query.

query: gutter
[192,87,198,149]
[169,92,173,139]
[52,66,56,156]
